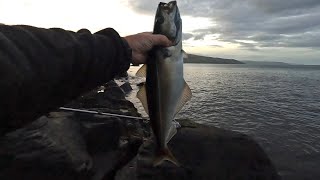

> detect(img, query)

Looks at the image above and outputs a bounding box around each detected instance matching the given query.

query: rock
[65,80,123,108]
[0,113,93,180]
[120,82,133,94]
[83,116,144,180]
[0,112,146,180]
[115,119,281,180]
[84,117,122,154]
[136,82,145,87]
[115,72,129,79]
[65,80,140,118]
[0,79,281,180]
[0,80,143,180]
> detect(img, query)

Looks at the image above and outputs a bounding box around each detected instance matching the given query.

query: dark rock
[136,82,145,87]
[85,117,144,180]
[77,29,91,34]
[115,119,281,180]
[0,113,144,180]
[65,80,124,108]
[65,80,140,118]
[0,80,143,180]
[85,118,122,154]
[115,72,129,79]
[120,82,133,94]
[0,113,92,180]
[0,79,280,180]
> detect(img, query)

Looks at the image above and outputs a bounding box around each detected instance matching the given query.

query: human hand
[123,32,172,65]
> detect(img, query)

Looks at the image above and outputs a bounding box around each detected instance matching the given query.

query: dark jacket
[0,25,131,135]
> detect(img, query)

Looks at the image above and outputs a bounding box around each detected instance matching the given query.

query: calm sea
[126,64,320,180]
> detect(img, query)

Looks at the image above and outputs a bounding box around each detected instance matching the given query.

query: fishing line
[59,107,148,120]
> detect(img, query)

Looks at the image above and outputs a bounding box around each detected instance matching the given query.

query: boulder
[115,72,129,79]
[0,81,144,180]
[0,113,92,180]
[120,82,133,94]
[0,80,281,180]
[115,119,281,180]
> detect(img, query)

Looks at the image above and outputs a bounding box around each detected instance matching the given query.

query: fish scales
[136,1,192,166]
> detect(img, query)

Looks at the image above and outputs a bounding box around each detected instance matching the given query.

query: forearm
[0,24,131,134]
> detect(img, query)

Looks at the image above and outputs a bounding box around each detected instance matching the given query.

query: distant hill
[241,61,292,66]
[185,54,244,64]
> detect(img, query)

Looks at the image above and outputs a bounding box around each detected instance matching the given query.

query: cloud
[182,32,193,40]
[125,0,320,50]
[250,0,320,14]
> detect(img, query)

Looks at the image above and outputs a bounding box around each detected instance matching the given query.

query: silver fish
[136,1,192,166]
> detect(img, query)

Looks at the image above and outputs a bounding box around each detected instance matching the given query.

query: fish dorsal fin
[137,84,149,115]
[182,50,188,59]
[136,64,147,77]
[166,124,177,143]
[174,80,192,116]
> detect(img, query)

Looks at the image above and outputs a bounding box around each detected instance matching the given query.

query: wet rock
[136,82,145,87]
[0,79,280,180]
[84,118,122,154]
[115,119,281,180]
[115,72,129,79]
[65,80,124,109]
[120,82,133,94]
[0,80,143,180]
[0,113,92,180]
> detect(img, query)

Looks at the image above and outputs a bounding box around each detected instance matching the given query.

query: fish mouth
[159,1,176,12]
[154,1,181,44]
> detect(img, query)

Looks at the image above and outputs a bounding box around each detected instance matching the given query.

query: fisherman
[0,24,172,136]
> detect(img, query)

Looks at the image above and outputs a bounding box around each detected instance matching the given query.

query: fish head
[154,1,182,44]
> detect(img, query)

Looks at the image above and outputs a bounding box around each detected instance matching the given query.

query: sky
[0,0,319,65]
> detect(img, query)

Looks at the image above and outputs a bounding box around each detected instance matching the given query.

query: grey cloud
[249,0,320,14]
[282,33,320,48]
[245,32,320,48]
[209,44,223,48]
[263,13,320,34]
[126,0,320,49]
[236,42,260,51]
[193,34,206,40]
[182,33,193,40]
[249,34,283,41]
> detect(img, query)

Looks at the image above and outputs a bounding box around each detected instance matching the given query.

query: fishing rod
[59,107,147,120]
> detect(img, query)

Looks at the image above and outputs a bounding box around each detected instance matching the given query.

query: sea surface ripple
[126,64,320,180]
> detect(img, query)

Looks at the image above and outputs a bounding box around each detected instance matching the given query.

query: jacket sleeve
[0,24,131,134]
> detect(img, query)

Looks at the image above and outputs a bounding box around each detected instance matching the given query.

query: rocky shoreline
[0,80,281,180]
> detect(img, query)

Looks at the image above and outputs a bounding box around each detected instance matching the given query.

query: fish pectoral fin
[174,80,192,115]
[153,147,180,167]
[166,124,177,143]
[136,64,147,77]
[137,84,149,115]
[182,49,188,59]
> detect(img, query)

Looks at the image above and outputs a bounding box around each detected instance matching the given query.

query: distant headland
[184,54,244,64]
[241,60,293,66]
[185,54,298,66]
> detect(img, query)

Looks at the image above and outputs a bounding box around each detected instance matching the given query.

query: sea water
[126,64,320,180]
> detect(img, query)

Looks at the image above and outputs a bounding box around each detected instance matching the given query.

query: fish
[136,1,192,166]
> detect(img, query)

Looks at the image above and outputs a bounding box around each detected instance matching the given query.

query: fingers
[132,53,147,65]
[124,32,173,65]
[137,32,172,47]
[150,34,173,47]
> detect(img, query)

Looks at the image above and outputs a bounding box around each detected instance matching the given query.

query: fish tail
[153,147,180,167]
